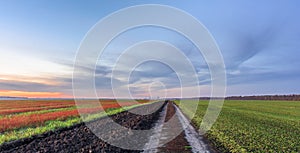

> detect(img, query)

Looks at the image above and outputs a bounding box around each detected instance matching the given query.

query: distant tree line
[225,94,300,101]
[0,96,28,100]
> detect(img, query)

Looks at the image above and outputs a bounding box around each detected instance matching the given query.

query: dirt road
[0,101,211,153]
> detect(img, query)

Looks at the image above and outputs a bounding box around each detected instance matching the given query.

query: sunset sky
[0,1,300,98]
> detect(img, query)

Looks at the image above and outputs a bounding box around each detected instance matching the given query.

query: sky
[0,1,299,98]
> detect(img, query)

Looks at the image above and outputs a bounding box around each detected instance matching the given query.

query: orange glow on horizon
[0,90,71,98]
[0,75,63,86]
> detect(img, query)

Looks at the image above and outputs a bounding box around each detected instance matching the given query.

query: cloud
[1,1,300,98]
[0,78,70,93]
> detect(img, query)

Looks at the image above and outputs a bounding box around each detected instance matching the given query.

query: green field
[176,100,300,152]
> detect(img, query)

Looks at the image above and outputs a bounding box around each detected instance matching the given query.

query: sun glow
[0,90,70,98]
[0,52,71,78]
[0,51,73,98]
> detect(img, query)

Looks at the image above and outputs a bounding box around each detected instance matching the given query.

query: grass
[0,117,80,144]
[176,100,300,152]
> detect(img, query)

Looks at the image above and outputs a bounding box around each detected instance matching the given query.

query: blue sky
[0,1,299,98]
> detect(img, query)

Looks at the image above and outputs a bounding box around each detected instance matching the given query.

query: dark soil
[0,102,166,153]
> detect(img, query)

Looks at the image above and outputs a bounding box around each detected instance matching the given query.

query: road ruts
[143,101,212,153]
